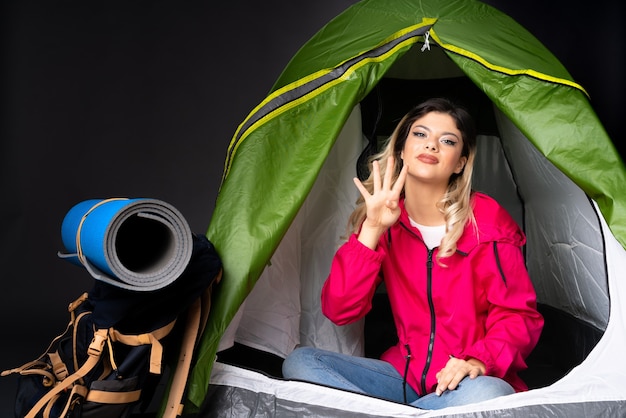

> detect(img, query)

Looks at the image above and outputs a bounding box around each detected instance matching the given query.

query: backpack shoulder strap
[163,297,202,417]
[163,268,222,418]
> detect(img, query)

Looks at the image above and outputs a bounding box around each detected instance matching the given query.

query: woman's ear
[455,156,468,174]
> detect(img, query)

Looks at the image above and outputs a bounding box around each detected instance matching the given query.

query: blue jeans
[282,347,515,410]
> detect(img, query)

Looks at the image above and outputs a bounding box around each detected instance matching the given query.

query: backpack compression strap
[109,318,177,374]
[25,328,109,418]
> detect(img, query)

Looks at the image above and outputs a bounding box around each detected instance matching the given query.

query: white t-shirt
[409,217,446,250]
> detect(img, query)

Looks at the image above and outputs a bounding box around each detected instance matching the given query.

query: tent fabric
[186,0,626,415]
[220,107,368,359]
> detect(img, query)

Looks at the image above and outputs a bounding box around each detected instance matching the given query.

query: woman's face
[400,111,467,186]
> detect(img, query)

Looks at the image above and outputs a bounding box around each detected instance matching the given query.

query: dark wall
[1,0,623,414]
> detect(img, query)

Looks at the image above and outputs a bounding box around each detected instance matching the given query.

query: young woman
[282,98,544,410]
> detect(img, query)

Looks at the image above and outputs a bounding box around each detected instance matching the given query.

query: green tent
[186,0,626,415]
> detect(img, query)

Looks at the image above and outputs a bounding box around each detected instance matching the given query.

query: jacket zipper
[402,343,411,403]
[397,222,438,396]
[420,248,436,395]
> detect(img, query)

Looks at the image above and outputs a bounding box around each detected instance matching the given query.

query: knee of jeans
[282,346,316,379]
[467,376,515,398]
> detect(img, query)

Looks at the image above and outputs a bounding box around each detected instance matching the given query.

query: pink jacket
[322,192,543,396]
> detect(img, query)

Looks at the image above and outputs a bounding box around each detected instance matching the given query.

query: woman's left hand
[434,356,486,396]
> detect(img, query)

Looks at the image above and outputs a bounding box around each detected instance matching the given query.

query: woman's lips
[417,153,438,164]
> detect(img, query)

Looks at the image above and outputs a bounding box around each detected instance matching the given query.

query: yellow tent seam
[428,29,588,96]
[222,20,435,180]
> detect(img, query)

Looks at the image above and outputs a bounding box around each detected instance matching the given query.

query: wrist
[466,358,486,375]
[358,221,386,249]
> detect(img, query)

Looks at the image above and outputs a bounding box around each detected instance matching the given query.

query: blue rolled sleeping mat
[57,197,222,332]
[59,198,194,292]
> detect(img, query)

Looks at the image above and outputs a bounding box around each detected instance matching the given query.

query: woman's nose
[425,137,438,151]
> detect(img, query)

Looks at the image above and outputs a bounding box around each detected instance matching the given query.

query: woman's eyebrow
[413,125,460,140]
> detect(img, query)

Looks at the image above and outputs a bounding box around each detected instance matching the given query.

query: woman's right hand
[354,156,408,249]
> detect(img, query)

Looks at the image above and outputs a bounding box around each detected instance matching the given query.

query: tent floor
[213,297,605,392]
[213,339,562,391]
[216,342,285,379]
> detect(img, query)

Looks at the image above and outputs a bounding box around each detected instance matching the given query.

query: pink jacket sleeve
[321,235,385,325]
[460,241,544,380]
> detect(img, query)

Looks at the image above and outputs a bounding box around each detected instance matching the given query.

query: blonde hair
[347,98,477,265]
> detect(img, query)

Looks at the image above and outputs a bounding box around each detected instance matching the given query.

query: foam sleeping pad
[58,198,193,291]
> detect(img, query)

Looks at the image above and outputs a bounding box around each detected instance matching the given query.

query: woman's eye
[441,138,457,146]
[412,131,426,138]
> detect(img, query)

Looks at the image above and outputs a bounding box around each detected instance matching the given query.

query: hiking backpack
[2,233,222,418]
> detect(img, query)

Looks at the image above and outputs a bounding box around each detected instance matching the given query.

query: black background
[1,1,623,414]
